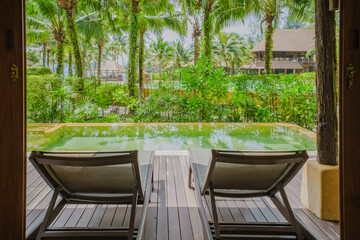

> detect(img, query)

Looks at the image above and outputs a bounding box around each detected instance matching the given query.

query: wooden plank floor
[26,155,340,240]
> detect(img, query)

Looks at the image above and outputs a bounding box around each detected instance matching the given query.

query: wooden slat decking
[26,154,340,239]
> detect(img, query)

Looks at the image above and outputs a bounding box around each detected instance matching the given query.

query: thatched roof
[252,29,315,53]
[101,60,127,73]
[240,61,304,70]
[27,60,34,67]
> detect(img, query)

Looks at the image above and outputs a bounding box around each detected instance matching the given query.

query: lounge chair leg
[188,167,193,189]
[128,185,138,240]
[36,187,63,240]
[209,182,221,239]
[279,188,303,240]
[270,188,303,240]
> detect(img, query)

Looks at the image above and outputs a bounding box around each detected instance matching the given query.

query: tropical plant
[168,40,192,79]
[56,0,84,77]
[181,56,229,121]
[212,32,247,75]
[27,0,67,74]
[256,0,314,74]
[147,37,170,80]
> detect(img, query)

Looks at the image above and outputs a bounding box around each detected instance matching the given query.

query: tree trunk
[97,42,103,86]
[83,51,86,77]
[315,0,338,165]
[128,0,139,99]
[224,55,229,75]
[56,40,64,75]
[264,19,274,74]
[231,59,235,75]
[47,49,50,68]
[60,2,84,78]
[121,54,126,68]
[138,29,145,98]
[42,42,47,67]
[68,50,72,76]
[202,1,214,58]
[193,17,201,66]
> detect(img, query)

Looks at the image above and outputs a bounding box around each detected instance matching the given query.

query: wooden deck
[26,154,340,239]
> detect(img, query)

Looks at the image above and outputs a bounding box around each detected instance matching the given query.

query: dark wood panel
[340,0,360,239]
[0,0,26,238]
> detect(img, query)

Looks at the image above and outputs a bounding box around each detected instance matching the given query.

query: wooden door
[340,0,360,239]
[0,0,26,239]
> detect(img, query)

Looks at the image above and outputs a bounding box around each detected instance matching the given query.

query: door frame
[1,0,360,239]
[0,0,26,239]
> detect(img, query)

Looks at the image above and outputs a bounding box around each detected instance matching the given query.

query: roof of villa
[101,60,127,73]
[240,61,304,70]
[252,29,315,53]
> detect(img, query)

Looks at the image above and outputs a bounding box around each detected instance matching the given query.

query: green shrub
[181,56,229,121]
[27,70,316,130]
[230,73,316,129]
[27,67,52,75]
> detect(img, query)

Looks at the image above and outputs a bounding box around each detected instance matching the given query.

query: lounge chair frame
[188,149,316,240]
[30,150,154,240]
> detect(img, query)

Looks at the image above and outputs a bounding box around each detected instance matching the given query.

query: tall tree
[147,37,170,80]
[138,9,184,95]
[256,0,313,74]
[315,0,337,165]
[202,0,215,57]
[213,32,247,75]
[169,40,192,79]
[128,0,140,98]
[262,0,277,74]
[182,0,202,65]
[27,0,67,75]
[57,0,83,77]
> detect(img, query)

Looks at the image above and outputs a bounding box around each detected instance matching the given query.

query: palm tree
[169,40,192,79]
[124,0,184,98]
[27,0,67,75]
[213,32,247,75]
[126,0,141,98]
[256,0,313,74]
[261,0,277,74]
[202,0,215,58]
[107,35,127,65]
[182,0,202,65]
[137,7,184,95]
[147,37,170,80]
[56,0,83,77]
[192,17,202,65]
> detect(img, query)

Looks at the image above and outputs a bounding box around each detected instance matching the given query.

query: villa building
[241,29,315,75]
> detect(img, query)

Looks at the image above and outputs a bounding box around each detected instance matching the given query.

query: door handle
[10,64,19,81]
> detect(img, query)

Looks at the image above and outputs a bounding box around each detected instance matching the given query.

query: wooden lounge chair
[29,150,154,240]
[188,149,313,240]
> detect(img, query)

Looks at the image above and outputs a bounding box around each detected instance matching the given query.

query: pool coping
[27,122,317,138]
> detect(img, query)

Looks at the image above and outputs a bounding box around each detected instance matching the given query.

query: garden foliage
[27,62,316,129]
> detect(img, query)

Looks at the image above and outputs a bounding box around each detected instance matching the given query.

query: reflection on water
[27,123,316,152]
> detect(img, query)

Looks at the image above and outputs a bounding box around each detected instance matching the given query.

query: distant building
[241,29,315,75]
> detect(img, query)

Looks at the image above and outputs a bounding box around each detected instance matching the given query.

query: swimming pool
[27,123,316,152]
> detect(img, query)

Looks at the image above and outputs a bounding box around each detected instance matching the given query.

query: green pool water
[27,123,316,152]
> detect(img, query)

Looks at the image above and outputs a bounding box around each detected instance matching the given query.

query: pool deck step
[25,155,339,240]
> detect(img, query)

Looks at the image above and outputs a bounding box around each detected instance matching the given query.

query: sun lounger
[188,149,310,239]
[29,150,154,240]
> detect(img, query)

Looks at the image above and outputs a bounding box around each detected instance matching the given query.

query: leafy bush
[27,70,317,130]
[27,67,52,75]
[181,56,230,121]
[230,73,316,129]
